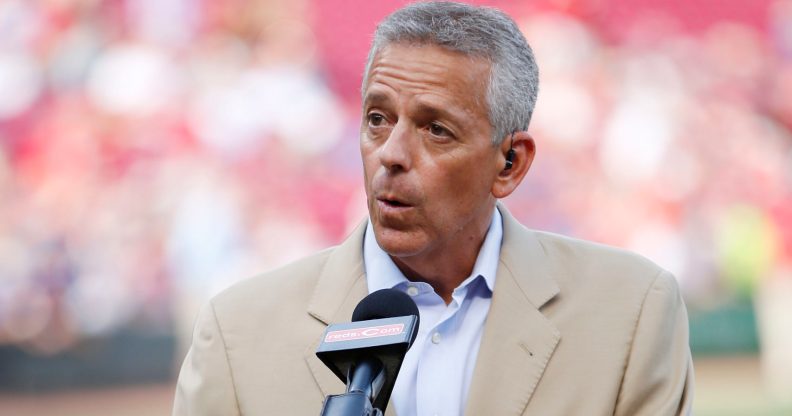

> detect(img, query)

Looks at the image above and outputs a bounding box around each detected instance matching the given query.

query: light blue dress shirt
[363,209,502,416]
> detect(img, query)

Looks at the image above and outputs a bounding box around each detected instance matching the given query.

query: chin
[372,227,427,258]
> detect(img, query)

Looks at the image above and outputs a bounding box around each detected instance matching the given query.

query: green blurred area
[690,298,792,415]
[689,300,760,355]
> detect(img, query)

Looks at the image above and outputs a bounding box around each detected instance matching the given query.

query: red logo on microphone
[325,323,405,342]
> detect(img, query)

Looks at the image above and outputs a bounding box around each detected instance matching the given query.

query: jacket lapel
[464,205,562,415]
[301,222,401,416]
[303,221,369,400]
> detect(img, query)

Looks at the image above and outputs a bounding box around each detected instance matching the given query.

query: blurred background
[0,0,790,414]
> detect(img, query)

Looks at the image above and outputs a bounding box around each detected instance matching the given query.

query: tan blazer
[174,205,693,415]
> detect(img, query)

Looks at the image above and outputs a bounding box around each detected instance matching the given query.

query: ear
[492,131,535,199]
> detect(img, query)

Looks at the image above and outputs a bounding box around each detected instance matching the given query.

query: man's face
[360,43,501,260]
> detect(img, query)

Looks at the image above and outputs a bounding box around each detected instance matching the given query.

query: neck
[390,204,495,304]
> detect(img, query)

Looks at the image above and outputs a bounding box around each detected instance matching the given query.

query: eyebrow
[413,102,456,122]
[362,91,391,108]
[362,90,471,128]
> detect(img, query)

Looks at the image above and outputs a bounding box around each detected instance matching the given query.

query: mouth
[376,195,413,210]
[379,198,410,208]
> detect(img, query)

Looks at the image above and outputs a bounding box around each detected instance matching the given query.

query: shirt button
[406,286,419,296]
[431,332,441,344]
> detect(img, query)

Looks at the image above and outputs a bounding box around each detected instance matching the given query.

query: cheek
[420,171,467,214]
[360,146,377,183]
[433,163,493,207]
[442,161,480,192]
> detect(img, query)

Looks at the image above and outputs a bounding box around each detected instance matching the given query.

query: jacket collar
[305,218,368,326]
[303,220,369,411]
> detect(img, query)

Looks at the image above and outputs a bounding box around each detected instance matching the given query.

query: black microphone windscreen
[352,288,420,345]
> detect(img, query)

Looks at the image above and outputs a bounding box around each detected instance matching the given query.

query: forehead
[363,43,490,116]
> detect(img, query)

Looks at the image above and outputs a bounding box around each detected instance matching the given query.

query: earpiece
[504,132,516,170]
[504,149,515,170]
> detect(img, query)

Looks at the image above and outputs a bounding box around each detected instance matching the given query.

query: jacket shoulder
[529,230,672,296]
[535,230,663,272]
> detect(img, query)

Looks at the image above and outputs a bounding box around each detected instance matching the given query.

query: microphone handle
[347,357,384,399]
[319,357,385,416]
[318,392,383,416]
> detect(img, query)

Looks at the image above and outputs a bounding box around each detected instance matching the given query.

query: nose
[378,121,413,173]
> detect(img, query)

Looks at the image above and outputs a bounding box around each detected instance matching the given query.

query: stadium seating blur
[0,1,790,412]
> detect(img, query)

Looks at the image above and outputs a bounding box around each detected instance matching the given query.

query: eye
[367,113,386,127]
[429,122,451,138]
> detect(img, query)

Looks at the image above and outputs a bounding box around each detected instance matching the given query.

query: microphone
[316,289,420,415]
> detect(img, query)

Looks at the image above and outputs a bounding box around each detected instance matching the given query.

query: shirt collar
[364,208,502,294]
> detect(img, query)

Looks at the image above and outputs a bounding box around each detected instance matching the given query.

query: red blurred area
[0,0,790,360]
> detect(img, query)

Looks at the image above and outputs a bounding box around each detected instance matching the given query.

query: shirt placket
[415,290,466,416]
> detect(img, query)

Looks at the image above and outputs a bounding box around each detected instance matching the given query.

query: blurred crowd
[0,0,790,359]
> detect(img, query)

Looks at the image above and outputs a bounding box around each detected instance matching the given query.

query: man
[173,2,694,415]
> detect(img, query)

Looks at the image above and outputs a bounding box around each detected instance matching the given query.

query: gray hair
[362,1,539,145]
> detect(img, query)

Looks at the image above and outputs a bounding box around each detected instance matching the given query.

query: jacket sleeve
[614,270,694,416]
[173,301,241,416]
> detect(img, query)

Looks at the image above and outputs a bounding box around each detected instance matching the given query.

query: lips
[369,175,419,215]
[377,195,412,208]
[373,192,417,221]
